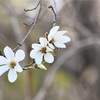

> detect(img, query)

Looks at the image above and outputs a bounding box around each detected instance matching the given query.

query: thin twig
[23,20,35,26]
[24,0,41,12]
[53,0,57,13]
[52,0,58,26]
[48,0,58,26]
[13,0,42,51]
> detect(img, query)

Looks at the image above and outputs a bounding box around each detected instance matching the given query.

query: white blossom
[0,46,25,83]
[30,37,54,64]
[48,26,71,49]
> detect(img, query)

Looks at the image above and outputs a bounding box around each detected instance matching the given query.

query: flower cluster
[0,26,71,83]
[30,26,71,64]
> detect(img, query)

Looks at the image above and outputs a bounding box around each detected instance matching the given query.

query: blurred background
[0,0,100,100]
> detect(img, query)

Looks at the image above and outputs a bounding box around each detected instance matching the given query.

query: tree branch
[13,0,42,51]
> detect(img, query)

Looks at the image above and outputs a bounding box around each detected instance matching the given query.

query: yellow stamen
[40,47,47,53]
[50,38,55,43]
[10,61,16,68]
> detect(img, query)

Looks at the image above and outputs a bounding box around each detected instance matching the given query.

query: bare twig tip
[24,9,28,12]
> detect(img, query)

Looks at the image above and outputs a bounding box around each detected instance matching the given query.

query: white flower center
[10,61,16,68]
[40,47,47,54]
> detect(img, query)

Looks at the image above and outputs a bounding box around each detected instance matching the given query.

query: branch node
[18,43,22,46]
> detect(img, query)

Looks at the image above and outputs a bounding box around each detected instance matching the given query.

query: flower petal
[54,42,66,48]
[30,50,37,59]
[46,46,53,52]
[49,26,60,36]
[35,52,43,64]
[48,43,55,49]
[56,36,71,43]
[61,36,71,43]
[4,46,14,60]
[56,31,67,35]
[0,65,9,76]
[8,69,17,83]
[44,53,54,63]
[14,63,23,72]
[48,26,60,41]
[39,37,47,46]
[15,50,25,62]
[0,56,9,65]
[63,36,71,43]
[32,43,42,50]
